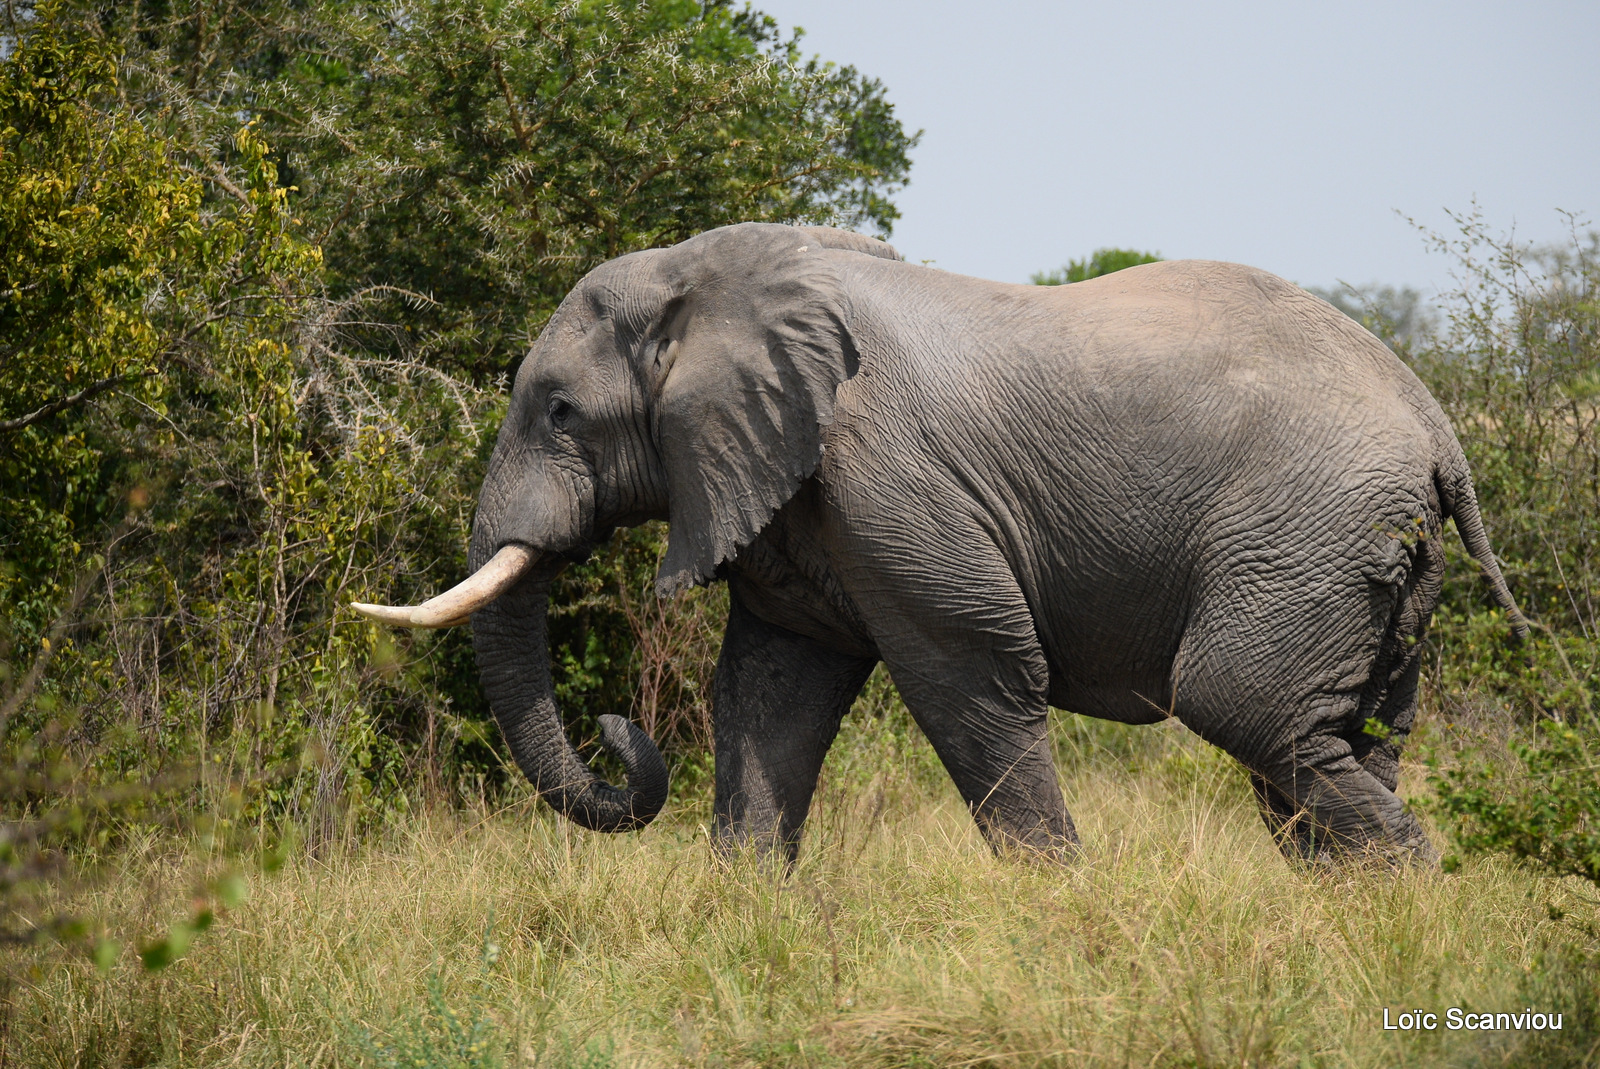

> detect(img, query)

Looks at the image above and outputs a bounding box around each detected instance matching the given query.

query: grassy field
[11,698,1598,1069]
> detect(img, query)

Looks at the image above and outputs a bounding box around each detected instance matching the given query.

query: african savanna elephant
[354,223,1525,864]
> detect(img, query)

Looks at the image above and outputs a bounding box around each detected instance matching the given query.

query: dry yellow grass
[11,708,1598,1068]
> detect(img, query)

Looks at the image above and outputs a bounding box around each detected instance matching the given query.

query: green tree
[0,10,327,964]
[1032,247,1161,286]
[80,0,918,379]
[1,15,200,633]
[2,1,485,850]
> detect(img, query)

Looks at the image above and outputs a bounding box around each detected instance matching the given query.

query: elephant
[353,222,1526,865]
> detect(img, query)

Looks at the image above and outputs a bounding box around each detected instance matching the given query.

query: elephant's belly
[1047,676,1173,725]
[1033,578,1189,726]
[1040,602,1183,725]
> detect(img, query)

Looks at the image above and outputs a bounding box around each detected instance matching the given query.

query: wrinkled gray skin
[468,222,1526,864]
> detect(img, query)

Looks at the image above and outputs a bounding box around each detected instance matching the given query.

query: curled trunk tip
[472,577,668,833]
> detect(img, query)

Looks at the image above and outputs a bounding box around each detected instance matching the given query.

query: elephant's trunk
[469,563,668,832]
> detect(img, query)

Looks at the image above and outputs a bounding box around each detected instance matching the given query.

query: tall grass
[11,687,1596,1068]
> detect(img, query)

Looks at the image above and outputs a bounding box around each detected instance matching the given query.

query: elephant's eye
[548,398,576,429]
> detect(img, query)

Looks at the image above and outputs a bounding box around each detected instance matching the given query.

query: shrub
[1410,209,1600,888]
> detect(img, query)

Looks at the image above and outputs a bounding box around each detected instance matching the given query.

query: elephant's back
[841,256,1447,541]
[1040,259,1418,402]
[853,256,1432,427]
[877,258,1440,499]
[1028,259,1439,532]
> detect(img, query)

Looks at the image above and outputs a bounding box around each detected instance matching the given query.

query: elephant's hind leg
[1255,732,1435,863]
[1239,729,1433,862]
[1249,771,1318,859]
[1177,581,1436,864]
[711,593,876,864]
[1348,653,1420,795]
[1294,530,1442,860]
[1248,671,1425,861]
[1350,528,1441,794]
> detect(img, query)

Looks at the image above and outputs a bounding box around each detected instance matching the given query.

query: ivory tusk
[351,544,536,628]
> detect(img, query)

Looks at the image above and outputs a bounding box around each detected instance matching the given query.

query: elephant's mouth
[351,542,538,628]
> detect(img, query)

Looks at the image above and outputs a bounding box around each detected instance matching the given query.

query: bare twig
[0,370,157,434]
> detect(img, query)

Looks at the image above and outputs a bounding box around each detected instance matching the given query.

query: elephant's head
[353,224,899,831]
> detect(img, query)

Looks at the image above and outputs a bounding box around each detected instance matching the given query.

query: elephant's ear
[650,224,862,596]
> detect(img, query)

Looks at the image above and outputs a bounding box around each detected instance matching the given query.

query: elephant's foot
[981,828,1080,865]
[1250,763,1438,868]
[709,819,803,872]
[971,795,1080,863]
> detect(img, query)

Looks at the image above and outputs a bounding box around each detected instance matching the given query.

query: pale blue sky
[763,0,1599,295]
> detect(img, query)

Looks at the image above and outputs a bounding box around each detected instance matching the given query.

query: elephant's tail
[1435,451,1529,642]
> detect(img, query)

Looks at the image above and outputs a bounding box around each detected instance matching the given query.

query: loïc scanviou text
[1383,1008,1563,1031]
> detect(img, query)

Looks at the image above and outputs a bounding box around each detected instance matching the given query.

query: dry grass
[9,702,1598,1068]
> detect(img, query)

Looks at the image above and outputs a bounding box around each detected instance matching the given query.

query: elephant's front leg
[882,634,1078,858]
[846,524,1078,858]
[711,594,876,863]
